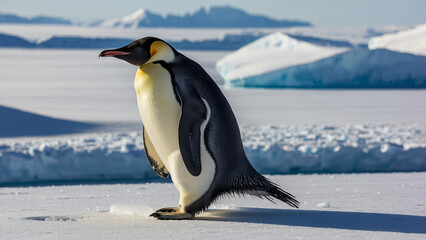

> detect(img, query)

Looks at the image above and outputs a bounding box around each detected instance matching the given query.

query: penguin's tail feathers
[227,168,299,208]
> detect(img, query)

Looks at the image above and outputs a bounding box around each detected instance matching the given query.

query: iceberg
[369,23,426,56]
[216,32,349,83]
[217,32,426,88]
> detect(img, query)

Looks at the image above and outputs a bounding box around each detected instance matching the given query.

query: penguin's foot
[153,207,181,213]
[150,207,194,220]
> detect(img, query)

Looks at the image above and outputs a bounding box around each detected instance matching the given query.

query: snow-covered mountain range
[0,6,311,28]
[95,6,311,28]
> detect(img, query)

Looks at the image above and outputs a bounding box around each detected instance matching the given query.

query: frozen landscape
[0,20,425,239]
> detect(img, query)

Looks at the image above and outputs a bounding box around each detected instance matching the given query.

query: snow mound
[316,202,331,208]
[216,32,349,82]
[109,203,153,217]
[100,9,147,28]
[1,124,425,184]
[369,23,426,56]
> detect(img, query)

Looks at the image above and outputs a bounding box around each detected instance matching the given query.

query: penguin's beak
[99,49,131,58]
[99,43,150,66]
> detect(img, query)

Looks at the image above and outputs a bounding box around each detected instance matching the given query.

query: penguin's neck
[134,64,154,94]
[134,63,175,100]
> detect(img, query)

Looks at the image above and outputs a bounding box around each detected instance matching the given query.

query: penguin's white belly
[134,63,215,206]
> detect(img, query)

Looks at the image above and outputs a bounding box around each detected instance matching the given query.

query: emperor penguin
[100,37,299,220]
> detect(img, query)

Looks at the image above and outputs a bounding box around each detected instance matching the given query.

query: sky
[1,0,426,27]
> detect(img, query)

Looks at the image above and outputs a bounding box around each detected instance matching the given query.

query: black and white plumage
[100,37,299,220]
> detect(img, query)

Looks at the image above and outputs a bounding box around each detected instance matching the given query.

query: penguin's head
[99,37,175,66]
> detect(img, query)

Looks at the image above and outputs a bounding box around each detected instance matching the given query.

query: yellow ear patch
[146,41,175,64]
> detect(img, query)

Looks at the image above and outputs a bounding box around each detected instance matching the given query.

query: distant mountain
[0,12,72,25]
[97,6,311,28]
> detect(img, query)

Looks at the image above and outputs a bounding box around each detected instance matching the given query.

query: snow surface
[1,123,425,184]
[216,32,349,81]
[369,23,426,56]
[1,173,425,239]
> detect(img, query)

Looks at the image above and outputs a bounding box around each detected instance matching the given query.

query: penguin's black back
[169,53,250,173]
[166,52,299,214]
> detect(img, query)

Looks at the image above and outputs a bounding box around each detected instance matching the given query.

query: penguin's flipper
[143,126,169,178]
[178,87,207,176]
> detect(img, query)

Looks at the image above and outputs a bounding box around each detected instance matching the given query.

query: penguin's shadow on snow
[200,208,426,234]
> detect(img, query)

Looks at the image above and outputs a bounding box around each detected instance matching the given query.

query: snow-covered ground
[1,173,425,239]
